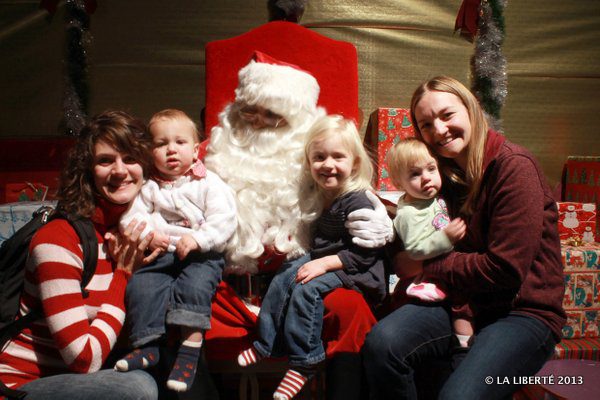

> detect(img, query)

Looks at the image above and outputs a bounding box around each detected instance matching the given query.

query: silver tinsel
[472,0,508,132]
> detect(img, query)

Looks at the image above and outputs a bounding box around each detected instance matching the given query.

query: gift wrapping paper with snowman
[557,202,597,244]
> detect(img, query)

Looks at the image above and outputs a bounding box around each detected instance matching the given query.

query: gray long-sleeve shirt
[311,190,386,304]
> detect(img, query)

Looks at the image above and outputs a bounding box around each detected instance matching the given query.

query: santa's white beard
[205,107,318,274]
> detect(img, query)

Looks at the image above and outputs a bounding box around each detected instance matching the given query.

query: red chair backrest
[204,21,359,136]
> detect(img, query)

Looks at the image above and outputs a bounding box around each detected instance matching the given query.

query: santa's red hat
[234,51,320,123]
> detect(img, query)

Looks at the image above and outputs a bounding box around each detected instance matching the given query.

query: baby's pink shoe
[406,282,447,302]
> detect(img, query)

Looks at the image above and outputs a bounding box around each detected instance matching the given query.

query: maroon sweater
[425,130,566,341]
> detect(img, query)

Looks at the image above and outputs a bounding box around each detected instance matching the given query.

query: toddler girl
[387,137,473,351]
[237,115,386,400]
[114,109,237,392]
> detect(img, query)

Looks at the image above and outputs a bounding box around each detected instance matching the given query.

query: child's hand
[444,218,466,244]
[176,234,200,260]
[296,259,328,284]
[149,231,170,252]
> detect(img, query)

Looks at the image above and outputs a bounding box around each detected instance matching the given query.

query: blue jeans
[19,369,158,400]
[126,251,224,347]
[362,304,556,400]
[254,254,343,367]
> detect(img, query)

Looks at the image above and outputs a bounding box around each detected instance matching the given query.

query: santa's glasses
[238,106,286,128]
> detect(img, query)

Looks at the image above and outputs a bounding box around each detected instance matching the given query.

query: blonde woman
[363,76,565,400]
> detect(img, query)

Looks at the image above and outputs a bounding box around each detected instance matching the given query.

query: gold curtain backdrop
[0,0,598,186]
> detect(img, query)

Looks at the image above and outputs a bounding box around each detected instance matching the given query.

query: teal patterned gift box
[561,242,600,339]
[562,243,599,271]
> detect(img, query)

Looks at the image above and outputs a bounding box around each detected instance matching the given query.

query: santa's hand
[346,190,394,248]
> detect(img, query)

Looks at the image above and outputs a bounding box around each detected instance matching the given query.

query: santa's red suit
[202,52,377,363]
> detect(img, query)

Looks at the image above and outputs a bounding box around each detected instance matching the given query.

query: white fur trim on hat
[235,59,320,124]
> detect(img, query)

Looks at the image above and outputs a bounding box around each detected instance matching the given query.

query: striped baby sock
[237,347,263,367]
[273,369,308,400]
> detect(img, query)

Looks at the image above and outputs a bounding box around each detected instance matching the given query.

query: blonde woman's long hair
[300,115,374,220]
[410,76,488,215]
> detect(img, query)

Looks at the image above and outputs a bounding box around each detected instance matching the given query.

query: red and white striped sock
[237,347,262,367]
[273,369,308,400]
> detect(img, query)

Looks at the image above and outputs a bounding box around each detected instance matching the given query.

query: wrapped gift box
[561,242,600,339]
[365,108,415,191]
[583,310,600,337]
[0,201,56,245]
[562,156,600,241]
[557,202,597,243]
[553,338,600,360]
[562,242,600,271]
[562,309,600,339]
[563,311,583,339]
[0,137,74,203]
[5,182,49,202]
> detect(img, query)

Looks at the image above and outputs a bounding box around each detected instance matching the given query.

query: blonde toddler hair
[148,109,201,143]
[300,115,374,218]
[386,137,437,191]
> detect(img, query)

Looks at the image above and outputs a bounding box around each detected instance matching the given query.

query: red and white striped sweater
[0,203,129,390]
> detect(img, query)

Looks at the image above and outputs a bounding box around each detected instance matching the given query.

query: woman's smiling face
[93,140,144,205]
[414,90,472,170]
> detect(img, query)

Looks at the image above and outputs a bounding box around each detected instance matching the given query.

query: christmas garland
[470,0,508,131]
[42,0,95,135]
[62,0,92,135]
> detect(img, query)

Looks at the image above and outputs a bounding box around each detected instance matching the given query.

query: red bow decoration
[455,0,481,42]
[40,0,97,15]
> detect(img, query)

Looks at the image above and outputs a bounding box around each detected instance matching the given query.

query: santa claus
[204,51,392,399]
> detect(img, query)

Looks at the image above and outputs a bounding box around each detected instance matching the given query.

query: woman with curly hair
[0,110,161,400]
